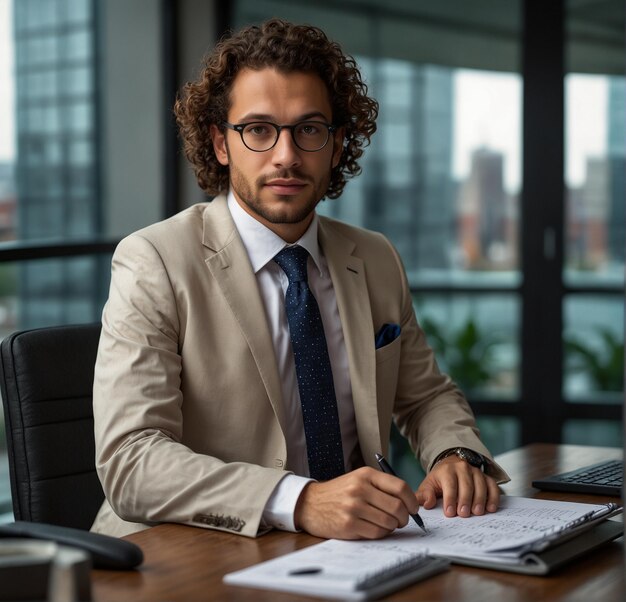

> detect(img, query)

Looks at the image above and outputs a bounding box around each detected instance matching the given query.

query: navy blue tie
[274,245,345,481]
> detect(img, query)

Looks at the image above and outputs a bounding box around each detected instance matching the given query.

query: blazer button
[274,459,284,468]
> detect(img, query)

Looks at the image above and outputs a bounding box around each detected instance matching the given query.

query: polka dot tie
[274,245,345,481]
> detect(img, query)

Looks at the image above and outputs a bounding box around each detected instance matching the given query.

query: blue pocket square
[375,323,401,349]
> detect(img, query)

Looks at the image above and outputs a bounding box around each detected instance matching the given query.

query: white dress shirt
[227,192,359,531]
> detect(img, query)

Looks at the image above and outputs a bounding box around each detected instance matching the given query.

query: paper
[224,496,621,596]
[226,539,421,590]
[224,538,447,600]
[362,496,617,558]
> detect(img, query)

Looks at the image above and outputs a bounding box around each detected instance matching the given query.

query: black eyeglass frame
[222,120,338,152]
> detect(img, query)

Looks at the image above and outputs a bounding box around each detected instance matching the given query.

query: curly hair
[174,19,378,199]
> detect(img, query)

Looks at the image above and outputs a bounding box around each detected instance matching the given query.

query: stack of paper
[224,496,622,599]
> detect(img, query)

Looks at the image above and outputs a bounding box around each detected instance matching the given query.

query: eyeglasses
[223,120,337,152]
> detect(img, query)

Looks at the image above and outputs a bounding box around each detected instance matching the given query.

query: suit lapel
[200,200,382,465]
[319,218,381,466]
[201,196,288,434]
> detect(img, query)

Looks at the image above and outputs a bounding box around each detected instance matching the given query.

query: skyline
[0,0,13,163]
[0,0,618,194]
[452,70,612,193]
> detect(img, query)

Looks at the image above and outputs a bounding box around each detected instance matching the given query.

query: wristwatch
[436,447,487,472]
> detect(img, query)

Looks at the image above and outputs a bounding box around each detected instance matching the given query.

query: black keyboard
[532,459,623,497]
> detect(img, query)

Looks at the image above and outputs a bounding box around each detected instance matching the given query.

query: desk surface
[92,444,624,602]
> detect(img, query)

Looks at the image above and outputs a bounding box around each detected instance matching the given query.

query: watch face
[458,448,483,468]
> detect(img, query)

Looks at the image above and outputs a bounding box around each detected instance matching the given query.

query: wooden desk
[92,444,624,601]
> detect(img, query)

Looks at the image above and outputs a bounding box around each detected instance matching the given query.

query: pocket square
[375,323,401,349]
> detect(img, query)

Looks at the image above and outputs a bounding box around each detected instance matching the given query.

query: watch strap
[433,447,487,471]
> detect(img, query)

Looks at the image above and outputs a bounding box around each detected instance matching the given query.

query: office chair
[0,322,105,530]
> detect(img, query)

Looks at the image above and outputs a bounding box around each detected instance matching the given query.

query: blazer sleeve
[383,239,510,483]
[93,233,287,538]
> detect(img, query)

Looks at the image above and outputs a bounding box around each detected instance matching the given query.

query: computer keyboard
[532,459,623,497]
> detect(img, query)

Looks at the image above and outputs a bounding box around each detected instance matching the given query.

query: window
[232,0,624,471]
[0,0,622,519]
[233,0,524,464]
[563,76,624,406]
[11,0,104,315]
[0,0,166,519]
[560,1,624,443]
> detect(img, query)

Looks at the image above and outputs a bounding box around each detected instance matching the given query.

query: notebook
[532,459,623,496]
[224,541,448,601]
[355,496,621,574]
[224,496,623,598]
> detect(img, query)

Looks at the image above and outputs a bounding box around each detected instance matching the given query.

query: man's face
[211,68,344,242]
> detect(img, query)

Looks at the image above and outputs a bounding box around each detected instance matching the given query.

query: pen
[375,452,427,533]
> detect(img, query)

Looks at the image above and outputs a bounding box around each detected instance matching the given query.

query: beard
[226,151,332,226]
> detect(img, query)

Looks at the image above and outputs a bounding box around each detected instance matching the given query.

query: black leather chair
[0,323,104,530]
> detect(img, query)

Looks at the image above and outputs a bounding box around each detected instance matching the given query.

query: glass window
[38,0,58,28]
[31,35,59,66]
[0,452,10,518]
[0,253,110,518]
[381,123,412,162]
[22,198,64,236]
[563,419,622,447]
[0,261,15,507]
[61,66,91,96]
[68,167,93,199]
[0,263,18,340]
[476,416,521,456]
[234,0,623,456]
[320,62,522,288]
[234,1,523,464]
[64,0,91,25]
[565,75,625,287]
[2,0,100,249]
[45,139,63,165]
[69,139,92,166]
[62,30,91,61]
[414,294,520,399]
[65,101,91,133]
[17,256,111,328]
[67,195,96,236]
[563,294,623,403]
[380,61,412,107]
[563,0,624,444]
[0,0,164,521]
[43,105,61,134]
[23,4,41,31]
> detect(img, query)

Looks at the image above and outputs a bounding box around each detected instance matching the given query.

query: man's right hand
[293,466,419,539]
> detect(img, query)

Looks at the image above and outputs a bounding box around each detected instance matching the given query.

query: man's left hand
[415,455,499,518]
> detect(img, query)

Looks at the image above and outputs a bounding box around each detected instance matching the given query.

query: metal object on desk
[0,539,91,601]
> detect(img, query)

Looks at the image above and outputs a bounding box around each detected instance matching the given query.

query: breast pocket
[375,335,402,412]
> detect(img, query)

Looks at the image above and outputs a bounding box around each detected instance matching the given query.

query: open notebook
[224,496,622,599]
[373,495,621,573]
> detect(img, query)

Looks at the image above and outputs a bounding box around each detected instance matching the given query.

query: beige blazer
[91,195,508,538]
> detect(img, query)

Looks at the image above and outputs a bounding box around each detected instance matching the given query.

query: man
[91,19,509,540]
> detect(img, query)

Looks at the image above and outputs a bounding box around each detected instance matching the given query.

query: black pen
[375,452,427,533]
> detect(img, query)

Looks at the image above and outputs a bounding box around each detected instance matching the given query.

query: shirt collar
[227,190,325,277]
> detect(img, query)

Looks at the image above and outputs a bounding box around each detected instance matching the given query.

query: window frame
[0,0,621,450]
